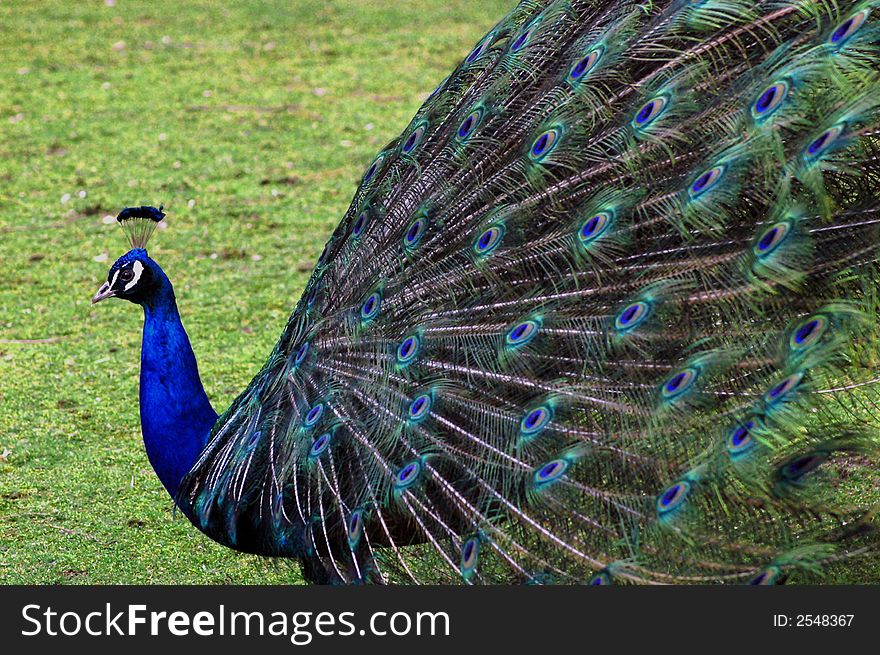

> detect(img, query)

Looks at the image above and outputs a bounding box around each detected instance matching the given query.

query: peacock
[91,0,880,585]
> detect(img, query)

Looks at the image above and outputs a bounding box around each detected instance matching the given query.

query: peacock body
[94,0,880,584]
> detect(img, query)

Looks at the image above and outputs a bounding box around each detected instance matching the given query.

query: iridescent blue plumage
[94,0,880,584]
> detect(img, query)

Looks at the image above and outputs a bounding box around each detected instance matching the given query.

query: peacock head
[91,206,167,305]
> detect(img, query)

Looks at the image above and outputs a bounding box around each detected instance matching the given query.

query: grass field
[0,0,512,584]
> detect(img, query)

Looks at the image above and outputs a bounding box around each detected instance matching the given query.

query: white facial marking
[124,260,144,291]
[109,269,120,289]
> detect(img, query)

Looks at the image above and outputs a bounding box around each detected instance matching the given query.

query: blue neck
[139,272,217,499]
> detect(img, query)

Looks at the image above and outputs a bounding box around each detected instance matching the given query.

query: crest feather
[117,205,165,249]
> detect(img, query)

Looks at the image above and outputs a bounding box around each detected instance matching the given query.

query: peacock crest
[116,205,165,250]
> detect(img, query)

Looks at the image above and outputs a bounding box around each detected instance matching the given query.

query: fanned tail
[178,0,880,584]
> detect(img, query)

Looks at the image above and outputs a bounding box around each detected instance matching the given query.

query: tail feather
[179,0,880,584]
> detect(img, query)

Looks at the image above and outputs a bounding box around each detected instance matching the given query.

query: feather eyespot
[727,419,758,458]
[589,570,612,585]
[656,481,690,515]
[460,536,481,581]
[245,430,262,450]
[465,32,494,63]
[510,24,535,52]
[765,372,803,404]
[394,460,423,489]
[752,81,789,119]
[402,121,427,154]
[688,165,725,199]
[829,10,870,46]
[347,509,364,549]
[578,211,611,246]
[397,334,421,365]
[362,153,384,183]
[661,367,698,400]
[457,108,483,141]
[309,432,332,459]
[506,319,540,347]
[521,404,552,437]
[753,221,791,257]
[294,342,310,366]
[361,291,382,321]
[533,458,569,487]
[615,301,650,331]
[352,209,369,238]
[749,566,782,585]
[789,316,827,350]
[529,127,561,161]
[408,393,432,422]
[473,225,504,256]
[466,40,486,63]
[778,453,827,482]
[632,95,669,129]
[569,47,603,81]
[304,403,324,427]
[804,123,845,161]
[404,216,428,249]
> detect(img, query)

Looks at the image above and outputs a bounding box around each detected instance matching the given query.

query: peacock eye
[402,121,428,154]
[119,269,135,283]
[408,393,433,422]
[727,419,758,458]
[511,21,538,52]
[688,165,725,198]
[529,127,561,161]
[804,123,846,161]
[829,10,870,46]
[506,319,540,347]
[404,215,428,249]
[615,301,650,331]
[465,33,494,63]
[790,315,827,350]
[578,211,612,246]
[363,153,385,183]
[656,480,691,515]
[752,81,789,119]
[520,404,552,437]
[661,367,698,400]
[473,224,504,256]
[764,372,803,404]
[632,95,669,129]
[457,107,483,141]
[532,458,569,487]
[394,460,423,489]
[753,220,791,257]
[569,47,603,81]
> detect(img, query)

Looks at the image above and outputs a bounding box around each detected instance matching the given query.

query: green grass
[0,0,512,584]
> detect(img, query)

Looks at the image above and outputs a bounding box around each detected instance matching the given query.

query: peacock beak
[91,281,116,304]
